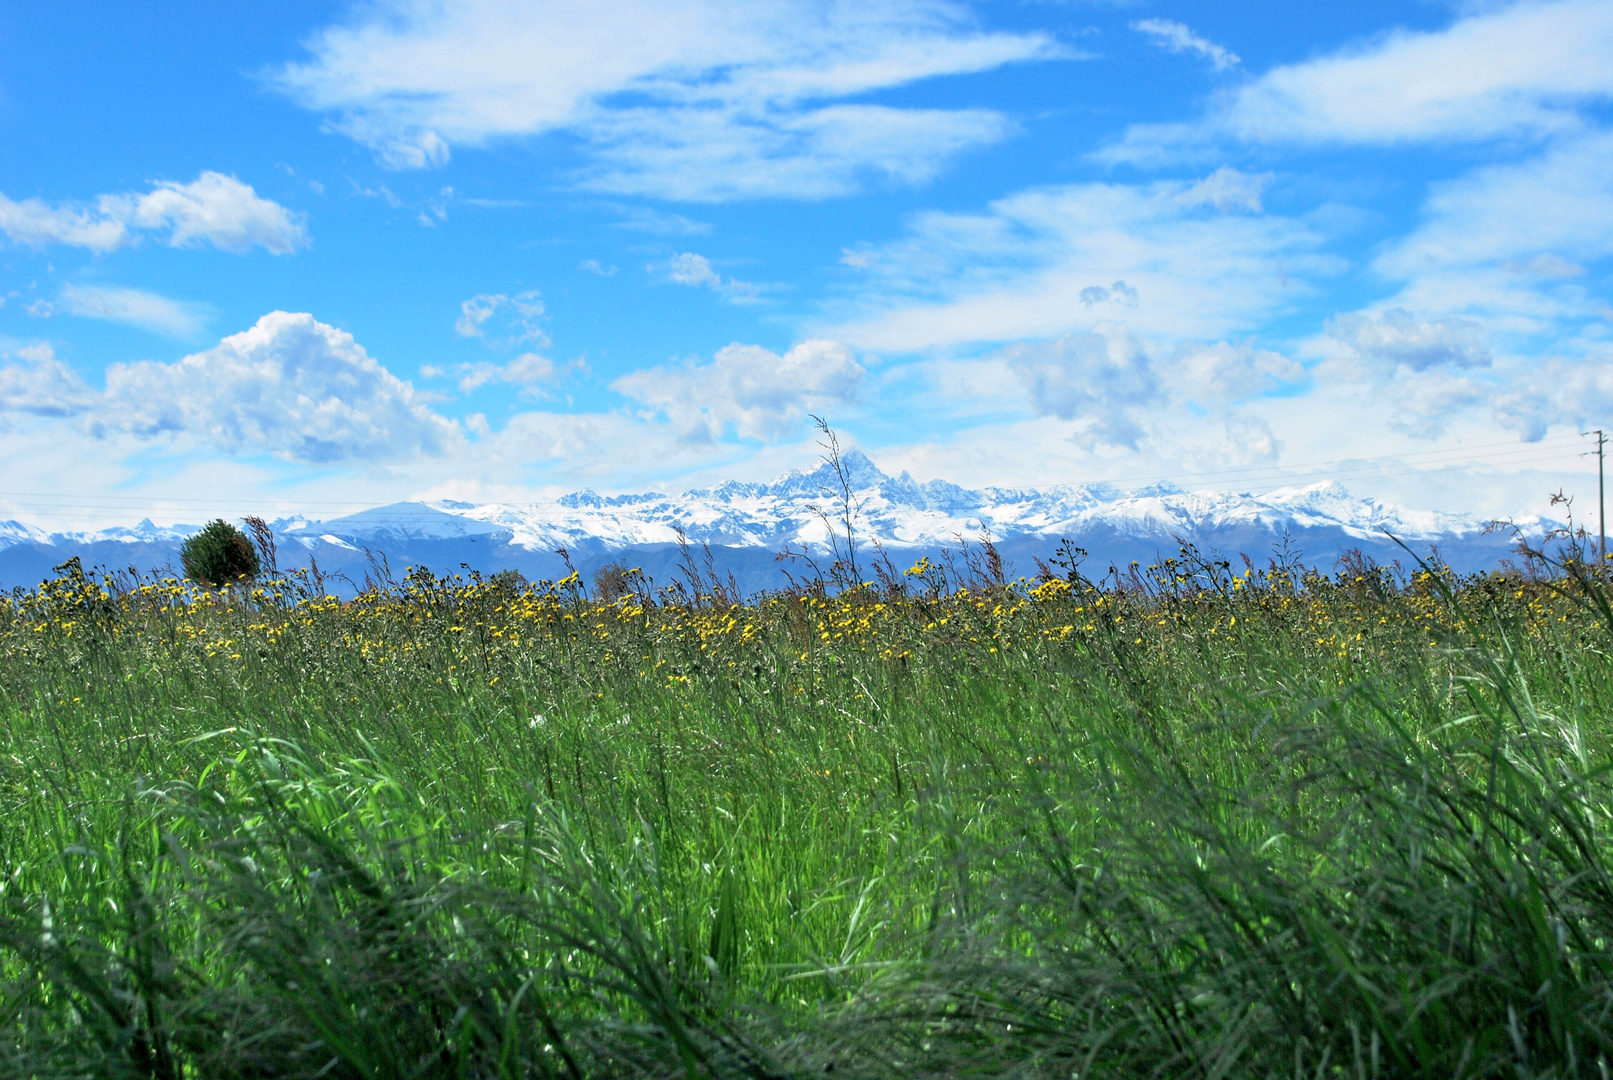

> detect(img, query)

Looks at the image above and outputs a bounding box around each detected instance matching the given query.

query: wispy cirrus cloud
[0,172,306,254]
[1375,131,1613,284]
[1131,19,1239,71]
[57,284,210,337]
[1103,0,1613,164]
[269,0,1064,199]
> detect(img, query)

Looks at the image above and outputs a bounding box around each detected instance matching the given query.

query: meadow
[3,532,1613,1078]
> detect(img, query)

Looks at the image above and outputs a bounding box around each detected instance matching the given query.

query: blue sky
[2,0,1611,528]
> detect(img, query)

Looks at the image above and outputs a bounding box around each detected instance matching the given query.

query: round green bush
[180,519,260,587]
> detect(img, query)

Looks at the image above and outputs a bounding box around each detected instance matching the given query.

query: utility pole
[1595,429,1608,577]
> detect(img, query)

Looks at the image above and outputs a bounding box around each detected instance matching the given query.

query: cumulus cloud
[1079,280,1138,308]
[269,0,1058,198]
[101,312,458,464]
[0,343,95,420]
[1132,19,1239,71]
[1164,341,1303,403]
[1104,0,1613,162]
[1384,372,1486,439]
[668,253,722,288]
[1328,308,1492,371]
[1491,357,1613,442]
[911,329,1303,456]
[58,284,209,337]
[455,291,549,348]
[1001,323,1157,450]
[612,339,865,441]
[0,172,306,254]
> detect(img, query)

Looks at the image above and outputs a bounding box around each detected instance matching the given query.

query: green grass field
[4,544,1613,1077]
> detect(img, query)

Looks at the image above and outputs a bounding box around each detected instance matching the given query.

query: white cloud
[1383,372,1487,439]
[579,259,618,276]
[827,179,1329,350]
[369,129,451,171]
[1293,130,1613,443]
[605,205,711,235]
[1132,19,1239,71]
[1001,322,1157,449]
[58,284,209,337]
[1321,133,1613,445]
[1078,280,1138,308]
[459,408,733,484]
[497,352,559,388]
[658,253,761,302]
[1175,166,1270,213]
[270,0,1059,198]
[454,291,549,347]
[893,326,1306,461]
[1491,357,1613,442]
[1328,308,1492,372]
[1164,340,1303,404]
[445,352,562,397]
[0,197,128,252]
[668,253,722,288]
[119,173,308,253]
[0,343,94,419]
[1504,253,1586,279]
[612,339,866,441]
[1221,413,1282,466]
[580,103,1015,201]
[101,312,459,464]
[0,173,306,254]
[1105,0,1613,162]
[1376,131,1613,280]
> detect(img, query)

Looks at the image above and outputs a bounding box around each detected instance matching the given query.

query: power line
[1086,434,1589,490]
[0,434,1591,511]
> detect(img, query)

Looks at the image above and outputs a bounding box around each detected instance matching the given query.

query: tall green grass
[2,553,1613,1076]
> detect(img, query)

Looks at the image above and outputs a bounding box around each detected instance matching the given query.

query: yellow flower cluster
[1,552,1591,696]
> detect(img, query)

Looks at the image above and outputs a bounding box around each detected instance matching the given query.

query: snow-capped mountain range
[0,452,1543,592]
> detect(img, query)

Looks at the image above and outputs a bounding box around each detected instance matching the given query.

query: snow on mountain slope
[388,452,1525,552]
[312,502,511,543]
[0,520,50,547]
[0,452,1538,558]
[48,519,196,545]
